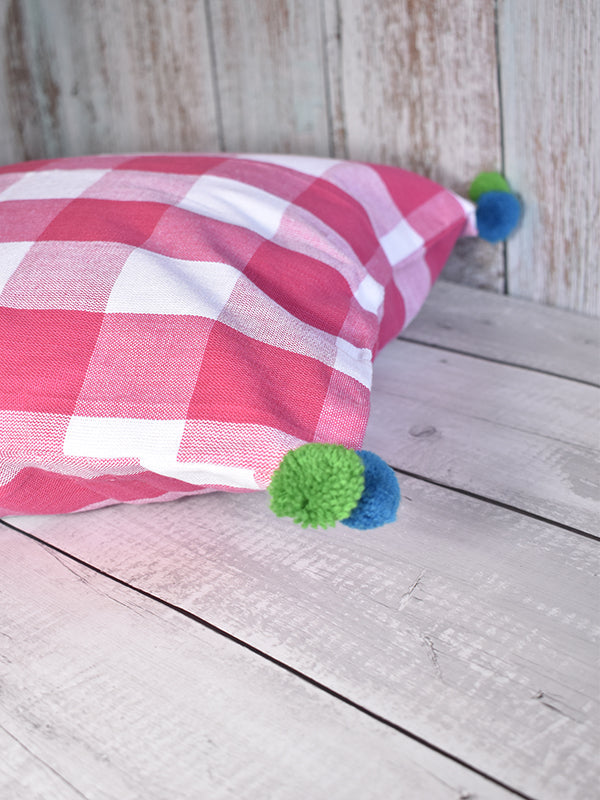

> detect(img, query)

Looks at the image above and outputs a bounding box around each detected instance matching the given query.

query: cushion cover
[0,153,476,515]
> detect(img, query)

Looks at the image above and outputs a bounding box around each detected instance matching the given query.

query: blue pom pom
[341,450,400,530]
[476,190,521,243]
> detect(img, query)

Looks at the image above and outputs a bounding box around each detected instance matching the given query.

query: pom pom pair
[268,443,400,530]
[267,171,521,532]
[469,171,521,243]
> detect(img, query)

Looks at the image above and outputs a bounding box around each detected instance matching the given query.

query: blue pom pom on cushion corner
[341,450,400,530]
[476,190,521,243]
[469,171,521,244]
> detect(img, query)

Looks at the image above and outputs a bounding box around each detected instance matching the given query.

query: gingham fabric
[0,153,477,515]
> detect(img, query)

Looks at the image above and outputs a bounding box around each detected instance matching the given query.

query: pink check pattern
[0,153,476,515]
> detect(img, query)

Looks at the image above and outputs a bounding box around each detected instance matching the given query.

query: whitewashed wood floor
[1,282,598,800]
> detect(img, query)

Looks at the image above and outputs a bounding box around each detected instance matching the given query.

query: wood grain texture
[207,0,331,155]
[499,0,600,314]
[0,525,517,800]
[0,0,219,163]
[404,281,600,383]
[325,0,505,290]
[6,476,599,800]
[1,0,596,312]
[365,340,599,533]
[4,287,599,798]
[0,0,44,164]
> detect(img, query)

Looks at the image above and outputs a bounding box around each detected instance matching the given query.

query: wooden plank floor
[2,282,598,800]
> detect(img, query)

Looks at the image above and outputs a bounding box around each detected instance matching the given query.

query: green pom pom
[268,443,365,529]
[469,171,511,202]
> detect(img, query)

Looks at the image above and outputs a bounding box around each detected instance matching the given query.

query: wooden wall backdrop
[0,0,597,314]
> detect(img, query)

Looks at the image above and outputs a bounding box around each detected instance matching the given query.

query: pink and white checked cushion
[0,153,477,515]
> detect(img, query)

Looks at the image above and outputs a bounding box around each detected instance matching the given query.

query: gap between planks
[402,282,599,384]
[2,284,598,799]
[5,474,599,800]
[390,466,598,542]
[1,522,524,800]
[364,339,599,534]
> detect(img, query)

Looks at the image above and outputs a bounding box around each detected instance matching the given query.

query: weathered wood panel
[499,0,599,315]
[0,0,219,161]
[4,287,599,798]
[405,281,600,383]
[326,0,500,184]
[0,0,596,309]
[208,0,331,155]
[0,524,517,800]
[0,0,44,164]
[326,0,505,290]
[6,289,598,800]
[6,475,599,800]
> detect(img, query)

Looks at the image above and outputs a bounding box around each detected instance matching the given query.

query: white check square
[106,249,241,316]
[0,169,108,201]
[64,417,185,461]
[179,174,289,240]
[334,338,373,388]
[380,218,425,265]
[0,242,33,293]
[354,273,385,315]
[240,153,341,177]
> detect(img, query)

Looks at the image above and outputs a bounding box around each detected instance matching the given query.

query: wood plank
[365,340,599,533]
[6,476,599,800]
[326,0,504,291]
[321,0,347,158]
[0,0,43,164]
[0,525,516,800]
[207,0,331,155]
[0,0,220,164]
[1,727,86,800]
[499,0,599,315]
[403,282,600,383]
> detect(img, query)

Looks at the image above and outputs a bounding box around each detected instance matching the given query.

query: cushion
[0,153,476,515]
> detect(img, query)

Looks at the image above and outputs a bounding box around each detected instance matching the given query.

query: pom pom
[342,450,401,530]
[268,443,364,529]
[469,171,511,202]
[476,190,521,243]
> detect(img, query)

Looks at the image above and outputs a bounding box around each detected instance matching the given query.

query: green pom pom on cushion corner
[268,443,365,529]
[468,171,511,202]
